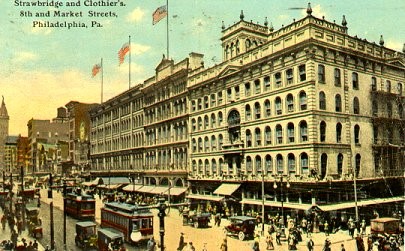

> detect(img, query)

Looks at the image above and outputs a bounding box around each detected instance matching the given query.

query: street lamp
[273,175,290,238]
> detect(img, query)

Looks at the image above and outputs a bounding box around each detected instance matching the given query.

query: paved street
[38,188,373,251]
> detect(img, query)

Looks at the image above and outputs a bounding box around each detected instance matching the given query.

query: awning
[213,183,241,196]
[165,187,188,196]
[137,185,156,193]
[149,186,169,195]
[82,178,100,187]
[100,177,130,185]
[317,196,405,212]
[241,198,312,211]
[97,184,125,190]
[186,194,224,202]
[122,184,143,192]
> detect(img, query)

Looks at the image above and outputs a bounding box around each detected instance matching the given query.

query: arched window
[337,153,343,176]
[235,40,240,55]
[286,94,294,112]
[336,123,342,143]
[287,123,295,143]
[204,159,210,175]
[335,94,342,112]
[192,138,197,152]
[386,80,391,93]
[218,112,223,125]
[198,138,203,152]
[354,125,360,144]
[211,113,216,128]
[286,68,293,84]
[212,159,217,174]
[255,155,262,175]
[265,155,272,174]
[300,91,307,110]
[335,68,341,86]
[300,153,309,174]
[319,91,326,110]
[197,117,202,131]
[355,154,361,177]
[275,97,282,115]
[264,99,271,117]
[246,156,252,173]
[245,39,251,50]
[245,105,252,121]
[300,121,308,142]
[320,153,327,179]
[353,97,360,114]
[191,119,196,132]
[254,79,261,94]
[192,160,197,172]
[288,153,296,175]
[276,154,283,174]
[276,124,283,144]
[254,102,261,119]
[265,126,272,145]
[225,45,230,60]
[255,128,261,146]
[218,134,223,150]
[211,135,217,151]
[204,136,209,152]
[198,159,203,173]
[246,130,252,147]
[320,121,326,142]
[204,115,209,129]
[245,82,251,97]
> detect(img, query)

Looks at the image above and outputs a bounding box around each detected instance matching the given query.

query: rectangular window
[286,69,293,85]
[235,86,240,100]
[254,80,261,94]
[197,99,202,110]
[264,76,271,91]
[217,91,223,105]
[335,68,341,86]
[275,72,282,88]
[245,83,251,97]
[210,94,216,107]
[204,96,209,109]
[318,65,325,83]
[352,72,359,90]
[227,88,232,101]
[299,65,306,82]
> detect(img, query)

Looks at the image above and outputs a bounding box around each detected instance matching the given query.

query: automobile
[97,228,126,251]
[224,216,256,241]
[183,212,211,228]
[25,206,43,238]
[75,221,97,249]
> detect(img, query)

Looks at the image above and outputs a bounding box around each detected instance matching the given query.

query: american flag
[118,43,130,65]
[152,5,167,25]
[92,63,101,77]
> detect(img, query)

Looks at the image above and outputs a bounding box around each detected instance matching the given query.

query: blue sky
[0,0,404,136]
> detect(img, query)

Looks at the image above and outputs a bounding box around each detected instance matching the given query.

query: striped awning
[213,183,241,196]
[240,198,312,211]
[186,194,224,202]
[165,187,188,196]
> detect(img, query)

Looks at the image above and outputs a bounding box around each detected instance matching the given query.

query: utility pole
[48,173,55,250]
[63,179,67,250]
[21,166,26,231]
[157,196,167,251]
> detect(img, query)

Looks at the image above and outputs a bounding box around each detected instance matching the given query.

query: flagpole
[166,0,169,58]
[101,58,103,103]
[128,35,131,89]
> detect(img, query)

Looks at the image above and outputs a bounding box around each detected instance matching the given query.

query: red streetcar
[65,192,96,220]
[101,202,153,245]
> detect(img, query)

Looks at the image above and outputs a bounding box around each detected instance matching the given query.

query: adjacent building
[0,97,9,172]
[4,136,18,174]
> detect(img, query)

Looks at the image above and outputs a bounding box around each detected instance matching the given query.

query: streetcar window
[141,219,148,228]
[132,220,139,231]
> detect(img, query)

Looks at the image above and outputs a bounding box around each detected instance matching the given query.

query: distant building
[0,96,9,172]
[16,135,30,175]
[4,136,18,174]
[65,101,98,174]
[27,107,69,174]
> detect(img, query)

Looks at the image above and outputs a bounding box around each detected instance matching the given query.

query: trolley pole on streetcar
[48,173,55,250]
[157,196,167,251]
[63,179,67,251]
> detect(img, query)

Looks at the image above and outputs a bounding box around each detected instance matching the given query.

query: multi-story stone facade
[5,136,18,174]
[0,97,9,172]
[89,6,404,217]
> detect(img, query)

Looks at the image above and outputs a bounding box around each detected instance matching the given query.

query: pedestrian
[177,232,185,251]
[276,230,281,245]
[220,238,227,251]
[185,242,195,251]
[340,243,346,251]
[301,218,308,234]
[356,234,365,251]
[307,221,312,237]
[324,221,329,236]
[1,214,6,230]
[266,234,274,250]
[307,238,314,251]
[146,237,156,251]
[361,219,366,236]
[17,220,22,235]
[322,238,331,251]
[33,240,39,250]
[252,240,260,251]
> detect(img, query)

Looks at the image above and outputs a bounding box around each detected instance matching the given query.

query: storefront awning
[241,198,312,211]
[149,186,169,195]
[122,184,143,192]
[165,187,188,196]
[187,194,224,202]
[317,196,405,212]
[137,185,156,193]
[213,183,241,196]
[82,178,100,187]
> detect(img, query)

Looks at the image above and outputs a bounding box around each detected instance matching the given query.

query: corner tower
[0,96,9,171]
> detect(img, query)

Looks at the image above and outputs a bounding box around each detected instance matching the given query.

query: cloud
[126,7,145,23]
[301,4,327,19]
[386,39,403,52]
[130,43,151,55]
[14,51,38,63]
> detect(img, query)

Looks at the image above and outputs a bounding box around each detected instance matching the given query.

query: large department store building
[89,6,404,217]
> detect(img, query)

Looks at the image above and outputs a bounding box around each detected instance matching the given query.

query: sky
[0,0,404,136]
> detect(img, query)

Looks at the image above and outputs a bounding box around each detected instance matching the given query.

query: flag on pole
[152,5,167,25]
[92,63,101,77]
[118,42,130,65]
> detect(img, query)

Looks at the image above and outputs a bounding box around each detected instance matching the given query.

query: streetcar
[65,192,96,219]
[101,202,153,245]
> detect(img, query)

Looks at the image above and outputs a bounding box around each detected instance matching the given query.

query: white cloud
[386,39,403,52]
[14,51,38,63]
[126,7,145,23]
[130,43,151,55]
[301,4,327,19]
